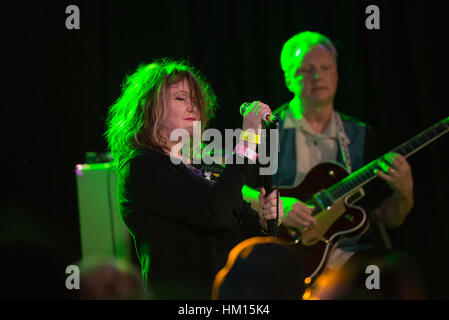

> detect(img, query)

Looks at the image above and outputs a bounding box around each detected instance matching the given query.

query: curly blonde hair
[105,58,217,169]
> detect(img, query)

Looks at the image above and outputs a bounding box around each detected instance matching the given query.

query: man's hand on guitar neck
[282,197,317,233]
[375,153,414,199]
[374,152,414,228]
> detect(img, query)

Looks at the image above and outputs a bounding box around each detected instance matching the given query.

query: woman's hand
[258,188,283,232]
[242,101,272,132]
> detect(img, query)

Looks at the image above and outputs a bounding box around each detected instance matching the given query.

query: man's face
[287,45,338,105]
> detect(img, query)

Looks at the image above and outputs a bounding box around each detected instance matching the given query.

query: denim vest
[275,107,366,187]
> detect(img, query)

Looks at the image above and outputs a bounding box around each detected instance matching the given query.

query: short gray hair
[280,31,337,75]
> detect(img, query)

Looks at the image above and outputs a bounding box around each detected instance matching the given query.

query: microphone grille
[239,102,251,115]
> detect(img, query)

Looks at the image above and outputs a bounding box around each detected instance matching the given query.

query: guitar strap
[334,112,392,249]
[334,112,352,173]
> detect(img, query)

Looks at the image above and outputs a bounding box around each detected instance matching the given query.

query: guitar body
[275,117,449,285]
[278,162,370,282]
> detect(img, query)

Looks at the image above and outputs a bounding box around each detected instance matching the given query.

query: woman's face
[162,79,200,142]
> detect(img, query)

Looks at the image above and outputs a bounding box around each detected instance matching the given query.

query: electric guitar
[277,116,449,284]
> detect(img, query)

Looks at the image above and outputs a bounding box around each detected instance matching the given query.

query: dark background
[2,0,448,299]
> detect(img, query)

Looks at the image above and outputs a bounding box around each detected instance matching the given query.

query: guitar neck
[327,117,449,201]
[393,117,449,158]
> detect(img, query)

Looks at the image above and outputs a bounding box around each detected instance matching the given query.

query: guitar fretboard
[327,117,449,201]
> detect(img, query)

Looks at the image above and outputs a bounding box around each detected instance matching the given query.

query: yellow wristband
[240,131,260,144]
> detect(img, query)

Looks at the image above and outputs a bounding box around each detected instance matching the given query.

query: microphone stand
[261,120,279,237]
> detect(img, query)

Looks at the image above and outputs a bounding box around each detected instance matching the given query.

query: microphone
[240,101,279,236]
[240,102,279,123]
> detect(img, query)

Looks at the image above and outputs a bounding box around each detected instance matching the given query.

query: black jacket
[117,148,263,299]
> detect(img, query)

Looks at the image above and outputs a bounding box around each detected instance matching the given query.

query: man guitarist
[243,31,426,299]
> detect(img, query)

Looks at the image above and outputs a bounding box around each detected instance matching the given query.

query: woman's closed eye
[175,97,185,101]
